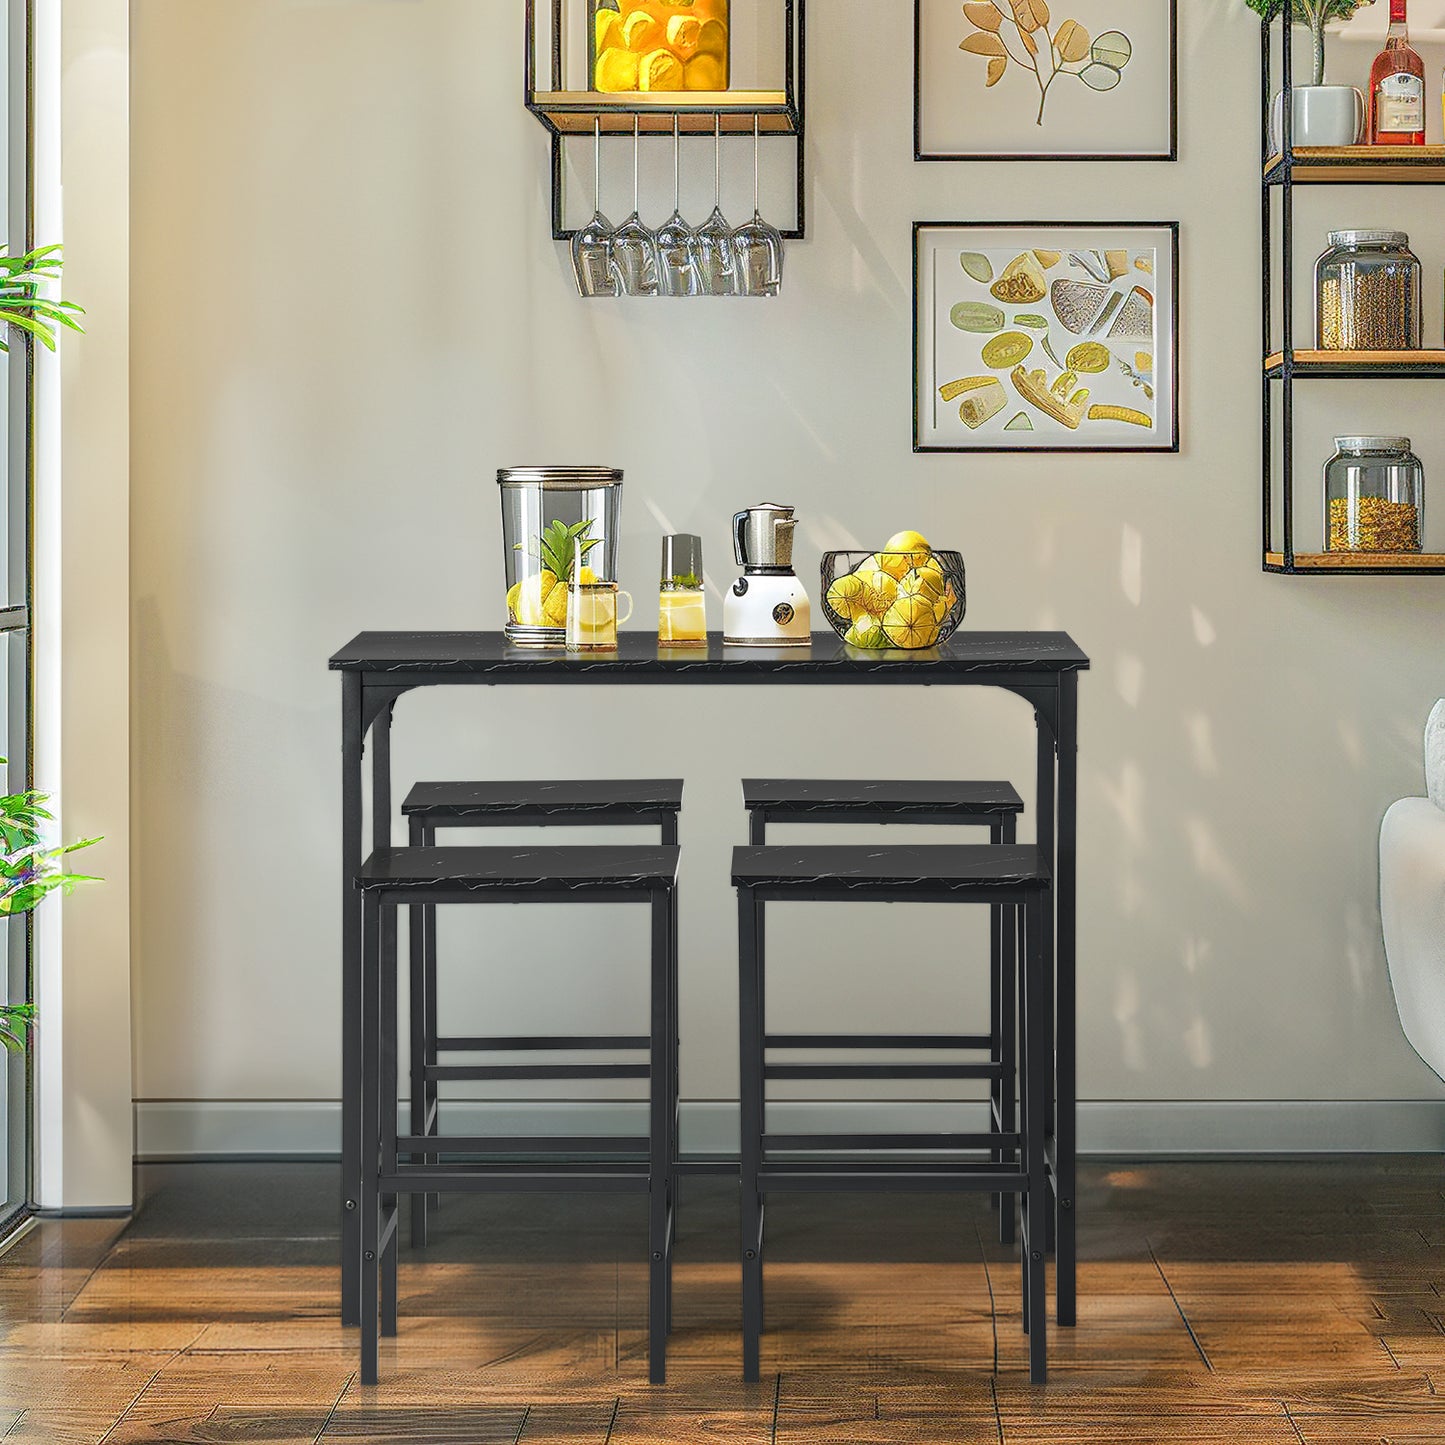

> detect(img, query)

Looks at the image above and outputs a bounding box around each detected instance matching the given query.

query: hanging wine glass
[693,113,737,297]
[732,116,784,298]
[655,115,701,298]
[609,115,659,297]
[572,119,618,299]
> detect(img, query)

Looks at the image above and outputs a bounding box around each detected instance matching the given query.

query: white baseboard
[133,1098,1445,1160]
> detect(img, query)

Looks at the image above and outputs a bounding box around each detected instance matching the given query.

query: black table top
[732,844,1050,890]
[330,631,1089,678]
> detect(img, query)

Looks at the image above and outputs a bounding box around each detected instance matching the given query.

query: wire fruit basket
[820,549,966,650]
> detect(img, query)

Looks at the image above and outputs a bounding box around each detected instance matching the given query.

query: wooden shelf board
[1265,350,1445,375]
[1265,552,1445,572]
[1265,145,1445,182]
[529,91,796,135]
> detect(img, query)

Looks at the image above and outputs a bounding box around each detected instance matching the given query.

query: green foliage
[1245,0,1373,19]
[0,245,84,353]
[0,1004,34,1055]
[517,518,601,581]
[1246,0,1375,87]
[668,573,702,589]
[0,760,101,919]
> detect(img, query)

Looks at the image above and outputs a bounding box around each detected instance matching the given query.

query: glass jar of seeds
[1323,437,1423,553]
[1315,231,1421,351]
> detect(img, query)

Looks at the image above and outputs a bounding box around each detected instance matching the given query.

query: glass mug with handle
[567,550,634,652]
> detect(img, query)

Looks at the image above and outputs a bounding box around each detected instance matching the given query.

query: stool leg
[999,813,1018,1247]
[381,903,399,1339]
[360,894,382,1386]
[648,889,672,1385]
[738,888,764,1383]
[1023,893,1049,1386]
[662,812,680,1277]
[408,820,428,1250]
[424,825,440,1218]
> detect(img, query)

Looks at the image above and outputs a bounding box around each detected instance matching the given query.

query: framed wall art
[914,221,1179,454]
[914,0,1178,161]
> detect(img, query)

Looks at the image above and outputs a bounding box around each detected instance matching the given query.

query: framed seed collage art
[914,221,1179,454]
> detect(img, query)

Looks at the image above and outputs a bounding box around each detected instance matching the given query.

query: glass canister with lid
[1324,436,1424,553]
[1315,230,1422,351]
[499,466,624,646]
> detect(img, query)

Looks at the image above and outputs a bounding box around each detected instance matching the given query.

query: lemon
[857,568,898,616]
[578,566,599,585]
[514,569,560,627]
[826,572,872,622]
[899,565,945,602]
[506,580,523,623]
[883,594,940,649]
[622,10,663,50]
[883,529,932,571]
[844,615,888,649]
[933,594,950,625]
[595,47,641,91]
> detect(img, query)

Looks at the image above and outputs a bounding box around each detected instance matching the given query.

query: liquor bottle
[1369,0,1426,146]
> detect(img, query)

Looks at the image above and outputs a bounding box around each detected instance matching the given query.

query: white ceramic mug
[565,581,633,652]
[1271,86,1366,151]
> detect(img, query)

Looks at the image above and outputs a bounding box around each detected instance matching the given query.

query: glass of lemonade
[658,534,707,648]
[566,579,632,652]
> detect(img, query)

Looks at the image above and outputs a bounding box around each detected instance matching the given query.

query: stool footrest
[398,1134,649,1155]
[757,1163,1028,1192]
[766,1033,992,1051]
[437,1035,649,1052]
[425,1063,649,1081]
[765,1062,1001,1081]
[382,1165,652,1193]
[764,1131,1019,1152]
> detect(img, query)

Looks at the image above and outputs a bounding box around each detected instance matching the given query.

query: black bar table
[330,631,1088,1339]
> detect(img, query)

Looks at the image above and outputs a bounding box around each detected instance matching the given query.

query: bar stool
[355,843,679,1386]
[732,842,1052,1384]
[742,779,1023,1244]
[402,780,683,1246]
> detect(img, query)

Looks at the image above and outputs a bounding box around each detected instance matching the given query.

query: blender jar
[499,467,624,646]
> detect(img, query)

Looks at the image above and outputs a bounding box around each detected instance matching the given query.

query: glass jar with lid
[1315,230,1422,351]
[499,466,623,646]
[1324,436,1423,553]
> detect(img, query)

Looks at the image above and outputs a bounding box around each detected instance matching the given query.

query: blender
[723,503,811,648]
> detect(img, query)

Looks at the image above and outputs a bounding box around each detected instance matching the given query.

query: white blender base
[724,576,812,647]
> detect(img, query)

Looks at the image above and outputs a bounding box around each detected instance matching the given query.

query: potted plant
[1248,0,1377,148]
[0,244,84,352]
[0,767,100,1052]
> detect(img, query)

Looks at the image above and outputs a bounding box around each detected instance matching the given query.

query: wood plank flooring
[0,1159,1441,1442]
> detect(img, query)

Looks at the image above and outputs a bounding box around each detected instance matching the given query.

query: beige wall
[130,0,1445,1154]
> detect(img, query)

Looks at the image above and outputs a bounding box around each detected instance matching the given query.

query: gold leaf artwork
[958,2,1133,127]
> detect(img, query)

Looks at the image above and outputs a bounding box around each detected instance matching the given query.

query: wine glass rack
[525,0,806,241]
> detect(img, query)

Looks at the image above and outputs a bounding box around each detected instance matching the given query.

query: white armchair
[1380,700,1445,1084]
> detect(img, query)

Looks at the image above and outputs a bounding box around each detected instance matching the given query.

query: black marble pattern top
[403,779,684,818]
[731,844,1049,892]
[357,846,679,892]
[330,632,1088,678]
[742,779,1024,815]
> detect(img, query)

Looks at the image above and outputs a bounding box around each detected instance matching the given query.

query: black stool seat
[404,779,684,824]
[742,778,1023,824]
[358,845,679,893]
[731,844,1048,894]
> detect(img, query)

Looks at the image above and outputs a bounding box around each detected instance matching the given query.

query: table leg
[1034,705,1057,1258]
[341,673,362,1326]
[1056,671,1078,1327]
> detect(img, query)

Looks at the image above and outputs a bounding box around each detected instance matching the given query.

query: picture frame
[914,221,1180,455]
[914,0,1178,162]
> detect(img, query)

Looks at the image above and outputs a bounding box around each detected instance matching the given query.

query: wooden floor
[0,1159,1441,1442]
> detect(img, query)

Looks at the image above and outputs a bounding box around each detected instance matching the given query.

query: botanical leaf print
[958,2,1132,127]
